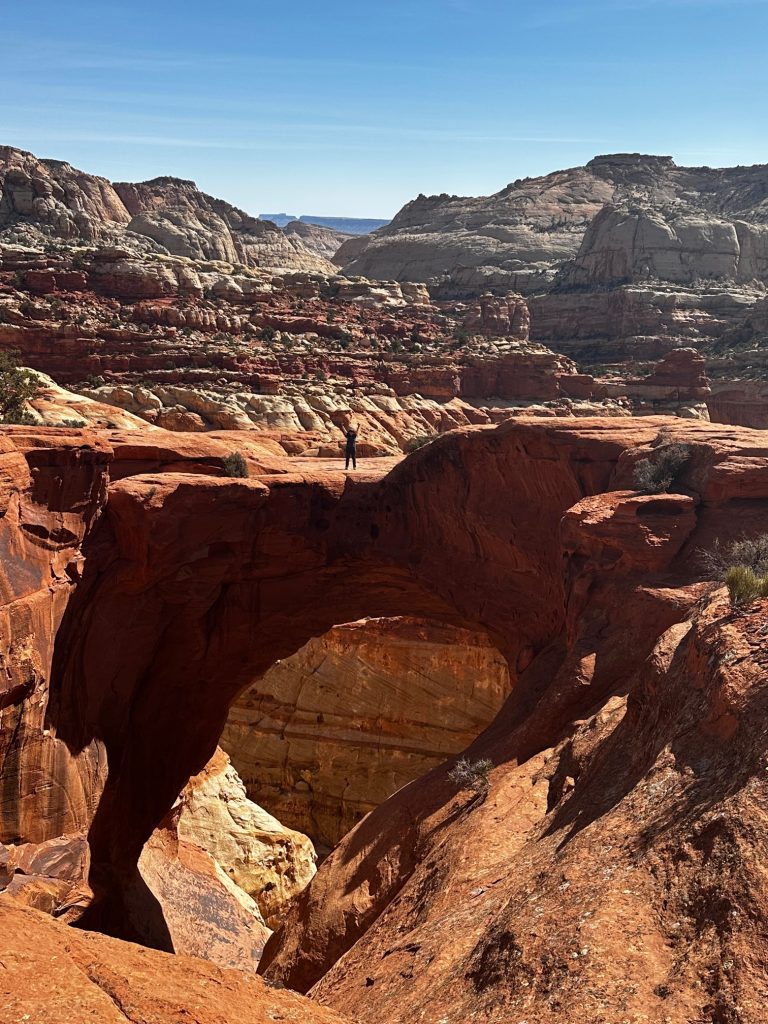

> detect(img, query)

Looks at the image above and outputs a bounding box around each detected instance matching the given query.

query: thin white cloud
[1,127,605,150]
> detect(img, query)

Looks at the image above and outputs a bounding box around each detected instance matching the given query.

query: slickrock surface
[0,898,349,1024]
[138,819,271,972]
[2,418,768,1022]
[222,617,511,848]
[291,593,768,1024]
[283,220,354,261]
[340,154,768,293]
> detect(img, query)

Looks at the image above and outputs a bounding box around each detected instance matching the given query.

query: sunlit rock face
[175,748,317,928]
[221,617,512,849]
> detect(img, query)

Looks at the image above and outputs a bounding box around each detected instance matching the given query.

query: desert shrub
[701,533,768,607]
[448,756,493,796]
[0,351,40,424]
[2,409,37,425]
[222,452,248,478]
[61,418,87,428]
[633,436,692,494]
[701,533,768,581]
[405,434,433,453]
[725,566,768,606]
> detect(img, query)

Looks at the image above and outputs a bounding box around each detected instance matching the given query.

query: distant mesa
[259,213,298,227]
[259,213,390,235]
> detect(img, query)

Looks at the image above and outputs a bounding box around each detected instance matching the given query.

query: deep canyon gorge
[1,146,768,1024]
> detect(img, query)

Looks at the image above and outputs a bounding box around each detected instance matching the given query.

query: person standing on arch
[341,421,359,470]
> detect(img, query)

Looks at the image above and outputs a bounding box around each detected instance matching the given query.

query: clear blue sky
[2,1,767,217]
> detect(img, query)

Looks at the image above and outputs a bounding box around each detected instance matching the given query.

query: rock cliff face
[282,591,768,1024]
[222,618,511,848]
[339,154,768,370]
[0,147,336,273]
[340,154,768,292]
[176,748,316,927]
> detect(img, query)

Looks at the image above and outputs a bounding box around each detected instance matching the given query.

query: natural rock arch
[42,418,638,941]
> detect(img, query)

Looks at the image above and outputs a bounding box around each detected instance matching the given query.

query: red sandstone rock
[0,898,348,1024]
[1,418,768,1022]
[461,292,531,338]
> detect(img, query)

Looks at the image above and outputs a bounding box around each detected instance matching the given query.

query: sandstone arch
[2,417,761,955]
[38,419,625,938]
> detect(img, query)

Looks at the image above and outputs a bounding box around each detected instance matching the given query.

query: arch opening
[220,614,513,854]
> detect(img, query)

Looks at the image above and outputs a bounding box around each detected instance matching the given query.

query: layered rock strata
[1,242,634,447]
[339,154,768,371]
[222,617,511,848]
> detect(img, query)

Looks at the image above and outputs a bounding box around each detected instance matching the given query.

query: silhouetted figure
[342,424,358,470]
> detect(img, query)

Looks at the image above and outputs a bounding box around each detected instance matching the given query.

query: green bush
[61,418,87,428]
[222,452,248,478]
[702,533,768,607]
[0,351,40,424]
[725,566,768,606]
[405,434,433,453]
[448,756,493,796]
[633,439,692,494]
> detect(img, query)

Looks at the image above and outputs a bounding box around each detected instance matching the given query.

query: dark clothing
[345,430,357,470]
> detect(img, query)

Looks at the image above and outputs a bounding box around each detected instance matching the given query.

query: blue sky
[2,0,767,217]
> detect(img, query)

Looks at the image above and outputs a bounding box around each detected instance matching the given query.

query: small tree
[222,452,248,478]
[633,435,692,495]
[0,351,39,425]
[448,756,493,797]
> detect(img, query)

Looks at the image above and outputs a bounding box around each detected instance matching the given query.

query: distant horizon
[3,0,768,217]
[6,140,768,226]
[6,139,768,225]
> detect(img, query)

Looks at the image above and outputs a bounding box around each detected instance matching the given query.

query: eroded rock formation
[340,153,768,291]
[1,417,768,1022]
[0,146,337,274]
[176,748,316,927]
[3,147,768,430]
[339,154,768,373]
[0,898,348,1024]
[1,241,633,447]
